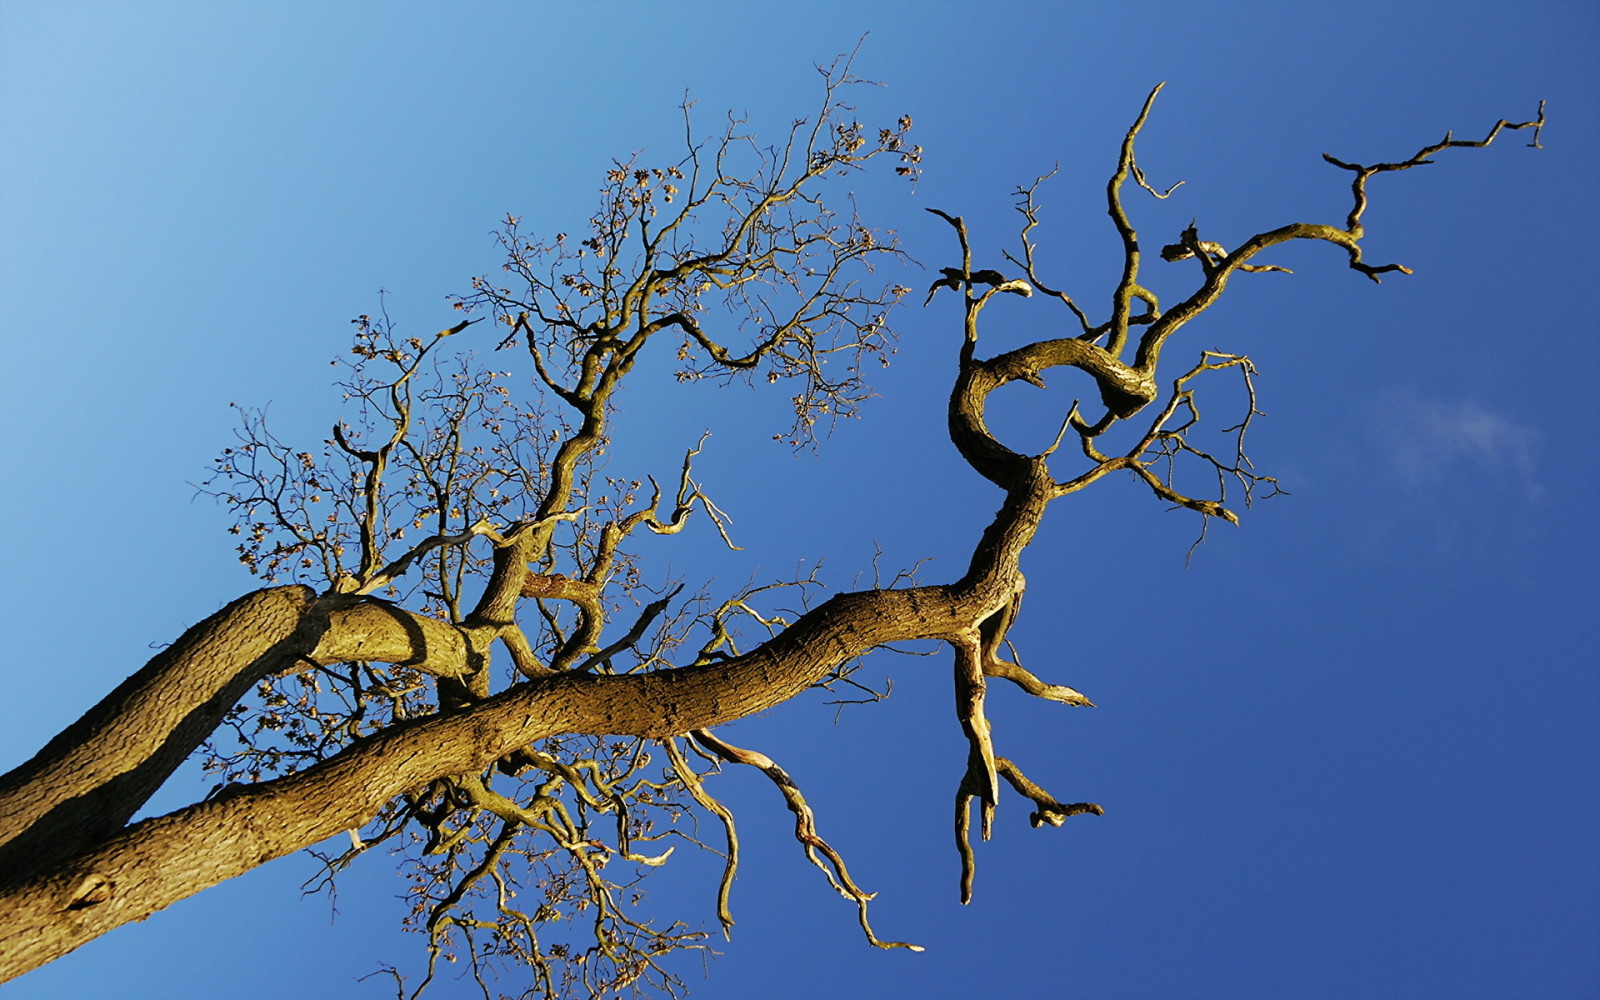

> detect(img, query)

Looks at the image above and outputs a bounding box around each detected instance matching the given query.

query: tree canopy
[3,3,1600,992]
[0,48,1552,997]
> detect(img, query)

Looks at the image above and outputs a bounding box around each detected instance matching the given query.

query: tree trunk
[0,587,323,879]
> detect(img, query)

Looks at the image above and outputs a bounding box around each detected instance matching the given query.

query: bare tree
[0,56,1541,996]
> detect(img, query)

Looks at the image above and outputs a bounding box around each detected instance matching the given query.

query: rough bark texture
[0,587,323,879]
[0,573,1016,977]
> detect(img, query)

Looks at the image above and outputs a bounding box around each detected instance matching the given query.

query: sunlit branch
[690,729,923,953]
[661,738,737,940]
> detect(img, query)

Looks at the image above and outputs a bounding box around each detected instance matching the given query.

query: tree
[0,55,1542,996]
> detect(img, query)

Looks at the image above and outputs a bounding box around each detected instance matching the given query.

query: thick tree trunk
[0,563,1028,981]
[0,587,323,879]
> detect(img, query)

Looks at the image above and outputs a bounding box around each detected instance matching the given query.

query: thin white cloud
[1367,391,1542,500]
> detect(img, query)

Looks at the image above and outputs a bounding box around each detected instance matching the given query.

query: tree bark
[0,459,1036,981]
[0,587,324,880]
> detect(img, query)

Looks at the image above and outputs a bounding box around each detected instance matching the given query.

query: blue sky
[2,2,1596,998]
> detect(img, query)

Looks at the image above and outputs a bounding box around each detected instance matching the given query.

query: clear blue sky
[2,2,1596,998]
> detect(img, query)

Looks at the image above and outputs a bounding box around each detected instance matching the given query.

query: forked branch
[690,729,924,953]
